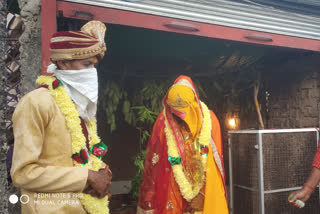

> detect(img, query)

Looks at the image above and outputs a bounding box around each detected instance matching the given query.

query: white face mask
[55,67,98,103]
[47,64,99,122]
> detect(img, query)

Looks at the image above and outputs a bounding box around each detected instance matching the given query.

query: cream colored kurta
[11,88,89,214]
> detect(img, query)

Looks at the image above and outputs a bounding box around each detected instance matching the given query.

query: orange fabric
[210,111,223,156]
[201,111,228,214]
[203,144,229,214]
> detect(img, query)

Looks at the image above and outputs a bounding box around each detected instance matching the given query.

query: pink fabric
[169,108,186,120]
[312,138,320,168]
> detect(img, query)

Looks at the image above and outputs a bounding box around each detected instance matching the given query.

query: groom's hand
[85,169,111,198]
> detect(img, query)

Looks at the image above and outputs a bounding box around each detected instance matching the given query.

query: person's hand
[83,185,99,198]
[190,192,205,212]
[288,186,313,208]
[102,166,112,181]
[184,203,195,213]
[84,169,111,198]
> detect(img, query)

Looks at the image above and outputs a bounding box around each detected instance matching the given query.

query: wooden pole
[254,77,265,129]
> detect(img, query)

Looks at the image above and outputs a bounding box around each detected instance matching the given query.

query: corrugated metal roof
[238,0,320,17]
[63,0,320,41]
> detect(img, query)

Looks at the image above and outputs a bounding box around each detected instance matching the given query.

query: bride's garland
[164,101,212,202]
[36,75,109,214]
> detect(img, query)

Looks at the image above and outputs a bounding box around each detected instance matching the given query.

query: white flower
[152,153,159,166]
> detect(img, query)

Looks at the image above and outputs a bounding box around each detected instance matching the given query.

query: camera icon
[9,194,30,204]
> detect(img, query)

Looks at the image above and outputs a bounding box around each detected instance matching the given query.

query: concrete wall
[18,0,41,95]
[2,1,42,213]
[0,0,9,213]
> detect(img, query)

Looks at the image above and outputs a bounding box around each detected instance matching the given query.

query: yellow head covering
[167,85,202,138]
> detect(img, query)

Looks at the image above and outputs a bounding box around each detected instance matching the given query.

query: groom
[11,20,111,213]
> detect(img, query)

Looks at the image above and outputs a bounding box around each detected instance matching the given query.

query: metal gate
[228,128,320,214]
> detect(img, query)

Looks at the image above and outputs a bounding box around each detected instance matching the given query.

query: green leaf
[141,130,150,144]
[122,100,131,113]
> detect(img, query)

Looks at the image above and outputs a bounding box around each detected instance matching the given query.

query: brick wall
[268,71,320,128]
[237,56,320,130]
[264,55,320,129]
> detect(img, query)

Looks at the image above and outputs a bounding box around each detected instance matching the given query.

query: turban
[49,20,107,61]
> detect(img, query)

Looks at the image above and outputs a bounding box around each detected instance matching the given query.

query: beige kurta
[11,88,90,214]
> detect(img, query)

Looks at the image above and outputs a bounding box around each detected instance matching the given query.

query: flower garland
[36,75,109,214]
[164,101,212,202]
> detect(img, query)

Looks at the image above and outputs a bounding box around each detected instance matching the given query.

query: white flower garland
[36,76,109,214]
[164,101,211,201]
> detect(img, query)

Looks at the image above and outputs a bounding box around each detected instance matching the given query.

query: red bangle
[304,183,315,192]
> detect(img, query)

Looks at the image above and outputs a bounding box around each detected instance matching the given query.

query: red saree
[137,76,228,214]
